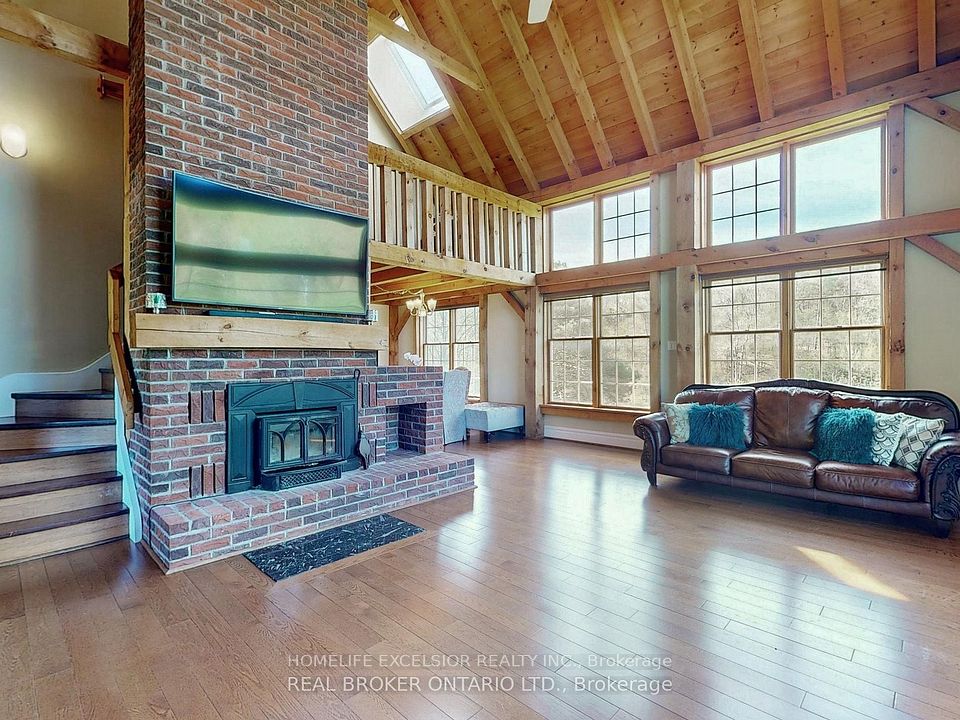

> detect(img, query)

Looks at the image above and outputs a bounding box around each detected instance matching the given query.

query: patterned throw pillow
[662,403,693,444]
[871,412,904,466]
[893,415,945,472]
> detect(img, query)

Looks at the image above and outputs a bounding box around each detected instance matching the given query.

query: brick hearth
[130,353,475,572]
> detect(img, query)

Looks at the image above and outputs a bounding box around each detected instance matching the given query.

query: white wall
[369,100,401,150]
[903,91,960,402]
[0,16,123,380]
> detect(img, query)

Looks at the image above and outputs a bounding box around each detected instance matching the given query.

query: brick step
[0,503,128,565]
[0,445,117,487]
[14,390,114,420]
[0,417,116,451]
[100,368,115,392]
[0,472,122,524]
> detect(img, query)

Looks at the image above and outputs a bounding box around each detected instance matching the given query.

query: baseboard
[544,426,642,450]
[0,353,110,416]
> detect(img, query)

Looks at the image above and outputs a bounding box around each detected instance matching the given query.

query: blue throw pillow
[812,408,876,464]
[688,404,747,451]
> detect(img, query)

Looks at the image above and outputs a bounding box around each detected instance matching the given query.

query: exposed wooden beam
[97,75,124,102]
[524,287,545,438]
[821,0,847,98]
[369,84,422,158]
[373,277,494,303]
[906,97,960,132]
[908,234,960,273]
[701,240,891,275]
[887,103,905,218]
[370,241,536,286]
[736,0,774,121]
[489,0,581,180]
[419,125,462,174]
[917,0,937,72]
[434,0,539,193]
[0,1,128,78]
[391,0,507,191]
[369,143,541,216]
[368,8,483,91]
[886,238,906,389]
[660,0,712,139]
[500,291,526,320]
[536,207,960,288]
[544,8,615,169]
[596,0,660,155]
[526,60,960,203]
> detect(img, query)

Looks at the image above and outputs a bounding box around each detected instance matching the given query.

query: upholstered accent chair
[442,368,471,444]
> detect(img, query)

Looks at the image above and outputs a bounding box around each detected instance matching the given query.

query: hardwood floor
[3,437,960,720]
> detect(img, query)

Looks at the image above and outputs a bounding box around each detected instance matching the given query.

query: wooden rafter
[0,0,128,78]
[419,126,462,174]
[368,8,483,91]
[596,0,659,156]
[544,8,615,169]
[391,0,507,191]
[489,0,581,180]
[918,0,937,72]
[527,60,960,202]
[736,0,774,121]
[369,82,422,157]
[501,291,526,320]
[907,97,960,132]
[435,0,540,193]
[821,0,847,98]
[660,0,712,139]
[908,234,960,273]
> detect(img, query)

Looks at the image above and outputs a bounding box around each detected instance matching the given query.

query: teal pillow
[812,408,876,464]
[688,404,747,451]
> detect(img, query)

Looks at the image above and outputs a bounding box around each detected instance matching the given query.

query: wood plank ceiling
[370,0,960,198]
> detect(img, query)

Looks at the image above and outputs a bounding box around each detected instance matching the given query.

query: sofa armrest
[920,433,960,521]
[634,412,670,486]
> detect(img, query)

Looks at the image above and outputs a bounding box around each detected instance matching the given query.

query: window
[705,123,884,245]
[368,18,449,133]
[601,186,652,262]
[549,182,653,270]
[704,263,885,388]
[547,290,652,410]
[422,306,480,397]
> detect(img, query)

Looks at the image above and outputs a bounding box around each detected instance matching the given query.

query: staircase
[0,368,129,565]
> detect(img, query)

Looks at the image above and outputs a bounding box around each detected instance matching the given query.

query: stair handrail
[107,264,137,435]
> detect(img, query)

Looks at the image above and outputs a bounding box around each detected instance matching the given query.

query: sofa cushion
[663,403,693,444]
[815,462,920,501]
[754,387,830,450]
[812,408,876,464]
[831,391,957,432]
[893,415,945,472]
[661,444,739,475]
[871,412,904,466]
[731,447,818,488]
[688,404,748,451]
[675,387,755,443]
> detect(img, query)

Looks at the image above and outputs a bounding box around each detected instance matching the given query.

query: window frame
[421,304,482,399]
[702,118,888,247]
[547,179,653,271]
[702,260,888,388]
[545,288,654,412]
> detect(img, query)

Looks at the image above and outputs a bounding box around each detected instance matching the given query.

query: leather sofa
[634,379,960,536]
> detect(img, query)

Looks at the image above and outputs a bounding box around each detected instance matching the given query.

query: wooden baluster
[383,168,397,246]
[404,173,418,249]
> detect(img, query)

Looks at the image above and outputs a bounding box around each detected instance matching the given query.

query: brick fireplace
[124,1,475,573]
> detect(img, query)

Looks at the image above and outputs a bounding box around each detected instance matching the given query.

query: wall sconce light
[0,124,27,159]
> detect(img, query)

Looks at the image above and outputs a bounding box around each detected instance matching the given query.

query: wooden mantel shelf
[131,313,388,351]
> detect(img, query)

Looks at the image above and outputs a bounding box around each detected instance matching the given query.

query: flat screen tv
[172,172,369,316]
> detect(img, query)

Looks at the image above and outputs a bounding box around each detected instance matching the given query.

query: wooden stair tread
[12,390,113,400]
[0,472,121,500]
[0,503,127,539]
[0,416,115,429]
[0,444,116,464]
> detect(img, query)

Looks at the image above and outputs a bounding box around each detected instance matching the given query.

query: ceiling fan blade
[527,0,552,23]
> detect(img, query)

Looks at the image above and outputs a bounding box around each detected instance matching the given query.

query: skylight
[368,17,449,134]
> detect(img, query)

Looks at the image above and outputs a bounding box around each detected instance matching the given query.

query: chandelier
[405,289,437,318]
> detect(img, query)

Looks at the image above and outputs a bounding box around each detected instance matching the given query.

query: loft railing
[107,264,137,435]
[368,143,544,273]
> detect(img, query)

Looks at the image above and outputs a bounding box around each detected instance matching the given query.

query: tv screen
[172,173,369,316]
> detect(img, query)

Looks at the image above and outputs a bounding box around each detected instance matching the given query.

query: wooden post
[478,294,489,401]
[388,305,411,366]
[887,103,905,219]
[524,287,544,438]
[886,238,906,389]
[648,173,663,410]
[674,160,702,387]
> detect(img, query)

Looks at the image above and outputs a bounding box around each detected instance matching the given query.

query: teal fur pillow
[812,408,876,464]
[688,404,747,451]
